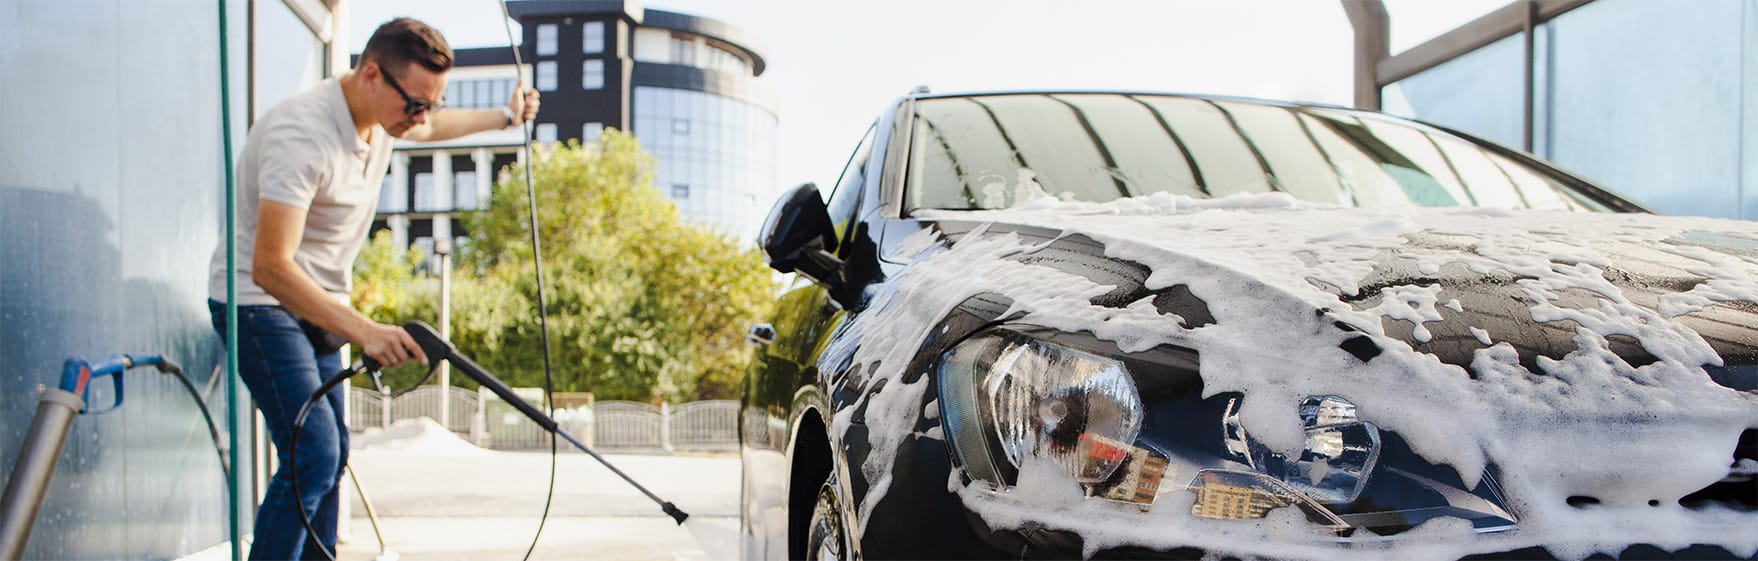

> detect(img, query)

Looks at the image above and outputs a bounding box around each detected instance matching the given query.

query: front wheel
[806,475,849,561]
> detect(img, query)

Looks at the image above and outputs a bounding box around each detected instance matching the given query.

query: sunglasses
[380,67,445,116]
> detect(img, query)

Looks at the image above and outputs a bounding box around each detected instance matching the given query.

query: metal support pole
[0,390,84,561]
[247,0,256,127]
[1522,0,1538,153]
[344,465,391,557]
[660,401,673,452]
[438,248,452,430]
[1342,0,1390,111]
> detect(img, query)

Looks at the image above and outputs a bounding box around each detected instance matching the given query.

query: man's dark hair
[360,17,453,74]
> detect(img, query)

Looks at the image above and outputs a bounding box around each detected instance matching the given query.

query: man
[206,17,538,559]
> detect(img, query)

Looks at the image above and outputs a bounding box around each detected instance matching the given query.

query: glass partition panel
[1382,34,1525,150]
[0,0,308,557]
[255,0,326,121]
[1543,0,1744,218]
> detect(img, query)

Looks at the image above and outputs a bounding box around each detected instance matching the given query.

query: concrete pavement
[337,444,740,561]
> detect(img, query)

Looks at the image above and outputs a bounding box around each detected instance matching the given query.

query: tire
[806,475,849,561]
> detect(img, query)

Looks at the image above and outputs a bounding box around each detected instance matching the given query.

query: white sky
[348,0,1507,197]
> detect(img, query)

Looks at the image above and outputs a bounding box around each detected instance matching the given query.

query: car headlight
[1222,394,1382,504]
[940,330,1143,488]
[937,327,1516,537]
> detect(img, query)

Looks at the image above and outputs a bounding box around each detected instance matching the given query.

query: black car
[738,90,1758,560]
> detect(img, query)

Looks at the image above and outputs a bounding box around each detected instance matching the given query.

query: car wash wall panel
[0,1,332,558]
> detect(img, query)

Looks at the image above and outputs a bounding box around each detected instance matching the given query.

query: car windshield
[905,93,1619,213]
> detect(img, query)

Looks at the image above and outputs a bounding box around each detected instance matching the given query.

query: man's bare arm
[253,200,425,367]
[400,85,540,142]
[400,108,505,142]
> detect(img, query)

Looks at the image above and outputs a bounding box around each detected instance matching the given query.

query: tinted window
[826,124,877,240]
[906,94,1616,213]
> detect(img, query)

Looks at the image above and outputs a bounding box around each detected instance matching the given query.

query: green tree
[349,231,439,391]
[358,129,775,402]
[351,230,432,321]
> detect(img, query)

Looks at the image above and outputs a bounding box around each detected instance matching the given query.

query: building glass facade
[1383,0,1758,220]
[634,86,779,240]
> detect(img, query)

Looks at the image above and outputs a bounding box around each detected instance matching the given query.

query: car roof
[900,88,1358,112]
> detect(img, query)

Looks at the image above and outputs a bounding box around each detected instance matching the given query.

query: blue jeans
[209,300,349,561]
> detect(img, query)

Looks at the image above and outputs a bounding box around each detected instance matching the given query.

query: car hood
[914,200,1758,385]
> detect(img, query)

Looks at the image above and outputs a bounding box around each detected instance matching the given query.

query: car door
[741,122,881,560]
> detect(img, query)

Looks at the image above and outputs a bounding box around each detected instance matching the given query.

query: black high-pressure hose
[281,336,454,561]
[169,365,232,480]
[288,363,368,561]
[493,1,566,558]
[284,356,446,561]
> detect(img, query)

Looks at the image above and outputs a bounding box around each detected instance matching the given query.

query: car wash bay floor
[339,447,739,561]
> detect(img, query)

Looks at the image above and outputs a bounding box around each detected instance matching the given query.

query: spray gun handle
[55,354,180,414]
[358,321,454,374]
[401,321,558,432]
[401,321,455,365]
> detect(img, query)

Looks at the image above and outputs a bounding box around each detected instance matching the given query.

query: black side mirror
[759,183,844,285]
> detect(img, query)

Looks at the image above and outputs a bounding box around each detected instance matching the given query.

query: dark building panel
[506,0,642,21]
[632,63,776,112]
[453,46,517,67]
[493,154,520,177]
[521,13,634,141]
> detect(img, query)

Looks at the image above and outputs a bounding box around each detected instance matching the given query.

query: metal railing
[346,387,738,452]
[387,386,479,433]
[348,390,387,431]
[668,400,740,449]
[592,401,664,449]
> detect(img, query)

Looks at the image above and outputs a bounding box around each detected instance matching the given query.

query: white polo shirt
[208,79,393,306]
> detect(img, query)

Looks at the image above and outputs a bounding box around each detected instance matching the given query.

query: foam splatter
[827,189,1758,559]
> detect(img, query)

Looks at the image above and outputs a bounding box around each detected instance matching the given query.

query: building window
[672,118,690,135]
[444,78,517,109]
[705,44,748,75]
[448,81,468,108]
[489,79,508,107]
[379,174,406,212]
[535,61,557,92]
[671,184,689,199]
[454,170,478,210]
[670,36,695,66]
[583,21,605,54]
[583,59,605,90]
[413,172,438,211]
[584,122,604,142]
[536,24,557,56]
[536,123,558,145]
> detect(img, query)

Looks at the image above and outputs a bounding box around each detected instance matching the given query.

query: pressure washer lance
[398,321,688,523]
[0,354,187,561]
[289,321,687,560]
